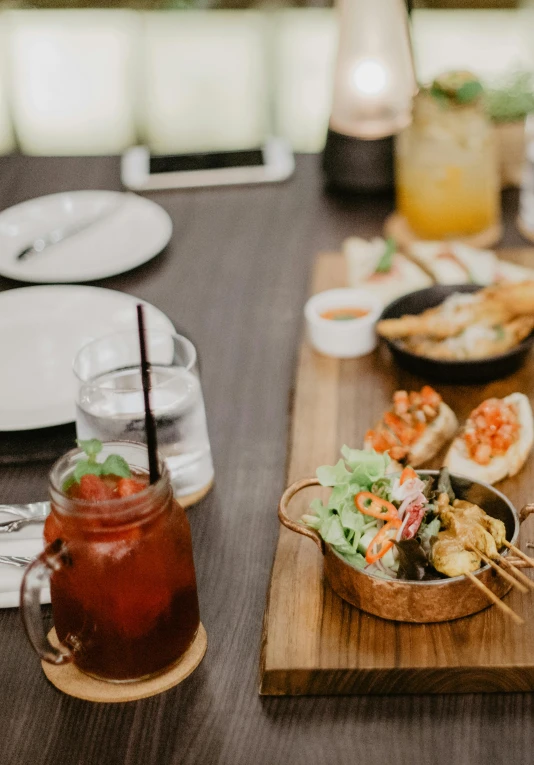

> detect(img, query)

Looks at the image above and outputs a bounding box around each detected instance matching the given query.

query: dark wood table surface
[0,153,532,765]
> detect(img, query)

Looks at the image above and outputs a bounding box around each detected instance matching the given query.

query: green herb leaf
[494,324,506,341]
[321,516,354,555]
[429,84,449,106]
[418,516,441,557]
[316,459,352,487]
[437,467,455,504]
[101,454,131,479]
[374,238,396,273]
[486,71,534,123]
[73,459,103,483]
[62,475,77,493]
[340,503,365,533]
[341,446,390,484]
[327,482,353,511]
[455,80,484,104]
[340,550,367,570]
[371,476,393,501]
[395,539,429,581]
[77,439,103,462]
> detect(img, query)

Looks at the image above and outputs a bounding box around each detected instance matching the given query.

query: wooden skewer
[465,572,524,625]
[506,556,529,567]
[469,547,528,594]
[503,540,534,567]
[499,556,534,590]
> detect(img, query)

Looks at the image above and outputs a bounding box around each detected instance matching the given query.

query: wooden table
[0,153,532,765]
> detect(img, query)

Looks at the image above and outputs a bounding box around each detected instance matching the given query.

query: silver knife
[0,501,50,519]
[16,198,125,261]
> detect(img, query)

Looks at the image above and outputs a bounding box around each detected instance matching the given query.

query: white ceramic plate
[0,285,175,431]
[0,191,172,283]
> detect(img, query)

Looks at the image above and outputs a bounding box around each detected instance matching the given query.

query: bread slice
[444,393,534,485]
[407,241,534,287]
[496,260,534,283]
[408,402,458,467]
[344,237,431,305]
[408,242,498,285]
[364,401,458,468]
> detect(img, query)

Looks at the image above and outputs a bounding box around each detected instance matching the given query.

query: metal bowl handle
[520,503,534,523]
[278,477,325,554]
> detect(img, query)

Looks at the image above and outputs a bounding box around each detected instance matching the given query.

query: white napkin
[0,518,48,608]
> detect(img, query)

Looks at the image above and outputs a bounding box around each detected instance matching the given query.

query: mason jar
[395,81,500,240]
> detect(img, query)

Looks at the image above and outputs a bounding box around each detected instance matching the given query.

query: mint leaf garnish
[62,475,77,493]
[64,439,132,491]
[77,439,103,462]
[101,454,131,479]
[456,80,483,104]
[73,460,103,483]
[375,238,396,273]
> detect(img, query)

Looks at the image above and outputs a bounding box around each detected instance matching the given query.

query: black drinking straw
[136,304,160,484]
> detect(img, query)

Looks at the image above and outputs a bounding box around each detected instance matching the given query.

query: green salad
[302,447,443,580]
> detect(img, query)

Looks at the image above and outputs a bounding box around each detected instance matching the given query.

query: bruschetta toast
[344,236,431,305]
[364,386,458,468]
[445,393,534,485]
[407,241,534,286]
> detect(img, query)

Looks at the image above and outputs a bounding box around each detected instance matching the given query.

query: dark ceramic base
[322,129,394,192]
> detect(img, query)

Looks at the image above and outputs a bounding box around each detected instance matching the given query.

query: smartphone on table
[121,139,295,191]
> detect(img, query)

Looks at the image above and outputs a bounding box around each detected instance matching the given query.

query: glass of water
[73,330,214,507]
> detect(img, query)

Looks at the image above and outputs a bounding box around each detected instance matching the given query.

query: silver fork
[0,517,46,533]
[0,556,32,568]
[0,502,49,533]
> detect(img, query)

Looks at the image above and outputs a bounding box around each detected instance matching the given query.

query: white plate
[0,285,175,431]
[0,191,172,283]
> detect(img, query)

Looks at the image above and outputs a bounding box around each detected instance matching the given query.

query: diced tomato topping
[368,387,444,462]
[117,478,147,498]
[77,474,116,502]
[393,390,409,415]
[389,446,408,461]
[463,398,520,464]
[366,428,398,453]
[420,385,442,409]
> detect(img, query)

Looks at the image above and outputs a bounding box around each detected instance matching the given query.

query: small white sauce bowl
[304,288,383,358]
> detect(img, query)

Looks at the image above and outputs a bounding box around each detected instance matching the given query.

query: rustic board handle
[520,504,534,523]
[278,477,325,554]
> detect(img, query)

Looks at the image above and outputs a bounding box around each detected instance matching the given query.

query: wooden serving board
[260,248,534,696]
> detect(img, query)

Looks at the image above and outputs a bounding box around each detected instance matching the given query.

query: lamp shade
[329,0,416,140]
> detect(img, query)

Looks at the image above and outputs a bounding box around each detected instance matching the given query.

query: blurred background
[0,0,533,159]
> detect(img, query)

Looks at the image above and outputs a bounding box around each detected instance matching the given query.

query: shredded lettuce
[418,516,441,556]
[303,447,390,568]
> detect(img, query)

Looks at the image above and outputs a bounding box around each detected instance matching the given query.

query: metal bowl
[279,471,531,623]
[378,284,534,384]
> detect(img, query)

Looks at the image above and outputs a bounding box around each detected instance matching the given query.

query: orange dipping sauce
[320,307,370,321]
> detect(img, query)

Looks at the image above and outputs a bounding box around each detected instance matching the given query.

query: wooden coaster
[385,212,503,251]
[177,478,214,509]
[42,623,207,703]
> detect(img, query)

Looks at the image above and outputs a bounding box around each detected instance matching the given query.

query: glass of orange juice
[395,72,500,240]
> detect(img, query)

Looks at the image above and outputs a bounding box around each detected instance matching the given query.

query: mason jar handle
[20,539,73,666]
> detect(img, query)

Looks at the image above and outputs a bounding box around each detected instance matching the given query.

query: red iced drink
[24,442,200,683]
